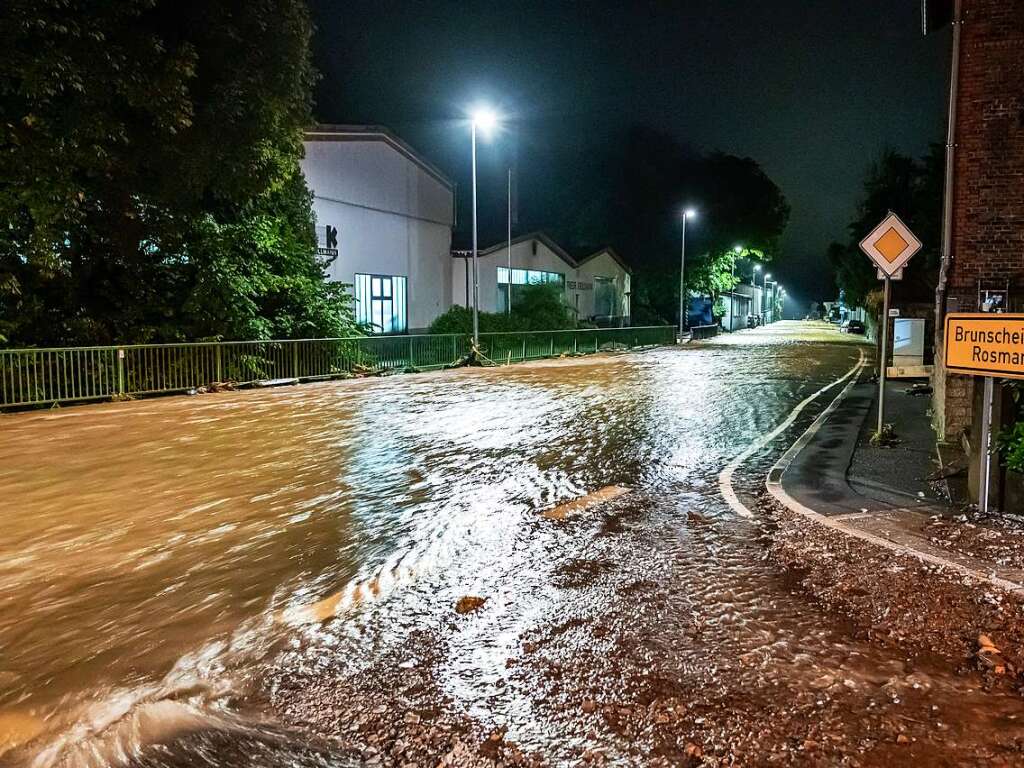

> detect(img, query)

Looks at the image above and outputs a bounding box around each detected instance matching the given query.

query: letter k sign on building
[317,224,339,258]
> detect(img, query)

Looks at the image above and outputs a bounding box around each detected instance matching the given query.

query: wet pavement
[2,321,1024,767]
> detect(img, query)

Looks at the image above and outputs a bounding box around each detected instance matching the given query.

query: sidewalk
[768,372,1024,592]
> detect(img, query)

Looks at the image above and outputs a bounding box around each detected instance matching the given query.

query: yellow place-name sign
[945,313,1024,379]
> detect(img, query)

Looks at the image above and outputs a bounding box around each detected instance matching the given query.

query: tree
[543,126,790,324]
[828,147,943,308]
[0,0,354,346]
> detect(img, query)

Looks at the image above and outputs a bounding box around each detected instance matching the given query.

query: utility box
[892,318,925,368]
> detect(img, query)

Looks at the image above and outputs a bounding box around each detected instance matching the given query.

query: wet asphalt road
[3,322,1023,766]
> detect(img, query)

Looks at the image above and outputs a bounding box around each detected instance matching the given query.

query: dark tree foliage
[428,283,575,334]
[827,147,943,309]
[543,125,790,324]
[0,0,354,346]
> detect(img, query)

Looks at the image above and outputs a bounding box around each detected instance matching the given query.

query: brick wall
[933,0,1024,440]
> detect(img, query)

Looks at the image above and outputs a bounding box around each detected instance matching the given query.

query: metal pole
[678,216,687,339]
[507,167,512,314]
[980,376,995,513]
[934,0,963,349]
[877,277,891,436]
[471,123,480,347]
[729,261,735,331]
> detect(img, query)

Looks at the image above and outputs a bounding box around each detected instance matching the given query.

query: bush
[428,283,575,334]
[997,382,1024,474]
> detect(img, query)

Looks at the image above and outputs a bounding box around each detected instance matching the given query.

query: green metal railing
[0,325,675,409]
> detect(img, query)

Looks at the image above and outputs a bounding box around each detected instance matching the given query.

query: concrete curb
[765,363,1024,595]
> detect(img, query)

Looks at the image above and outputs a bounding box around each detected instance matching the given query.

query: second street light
[469,106,499,350]
[729,245,743,332]
[751,264,761,325]
[678,208,697,339]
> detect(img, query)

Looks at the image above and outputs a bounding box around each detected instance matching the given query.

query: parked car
[840,319,866,334]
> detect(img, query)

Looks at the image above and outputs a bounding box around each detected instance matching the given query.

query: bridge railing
[0,325,675,409]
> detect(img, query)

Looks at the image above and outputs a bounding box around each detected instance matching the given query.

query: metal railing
[0,326,675,409]
[689,324,720,340]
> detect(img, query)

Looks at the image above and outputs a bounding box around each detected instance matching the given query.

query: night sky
[308,1,951,311]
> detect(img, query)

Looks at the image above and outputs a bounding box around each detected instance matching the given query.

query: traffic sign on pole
[860,212,922,277]
[944,313,1024,380]
[860,212,923,439]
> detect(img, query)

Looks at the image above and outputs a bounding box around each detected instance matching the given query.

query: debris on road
[543,485,631,520]
[455,596,487,615]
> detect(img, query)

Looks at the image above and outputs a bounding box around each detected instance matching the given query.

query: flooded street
[3,324,1024,766]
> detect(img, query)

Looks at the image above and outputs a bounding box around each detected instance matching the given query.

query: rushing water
[1,326,1021,766]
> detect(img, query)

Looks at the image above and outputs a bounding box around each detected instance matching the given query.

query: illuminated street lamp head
[471,107,499,135]
[753,264,762,272]
[733,245,743,254]
[684,208,697,220]
[765,273,772,281]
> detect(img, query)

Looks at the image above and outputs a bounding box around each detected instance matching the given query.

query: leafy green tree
[0,0,353,346]
[545,126,789,323]
[828,147,943,308]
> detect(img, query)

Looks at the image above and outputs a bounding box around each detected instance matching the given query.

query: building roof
[476,231,578,269]
[304,124,454,190]
[457,232,631,275]
[576,246,632,275]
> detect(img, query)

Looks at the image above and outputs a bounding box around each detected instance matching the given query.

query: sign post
[943,313,1024,512]
[859,212,923,437]
[877,276,892,436]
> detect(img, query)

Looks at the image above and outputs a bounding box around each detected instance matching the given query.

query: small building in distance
[300,125,455,334]
[452,232,631,326]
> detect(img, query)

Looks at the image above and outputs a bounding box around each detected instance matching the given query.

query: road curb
[765,363,1024,595]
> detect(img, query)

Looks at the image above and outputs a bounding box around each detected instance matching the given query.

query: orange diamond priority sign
[860,212,922,277]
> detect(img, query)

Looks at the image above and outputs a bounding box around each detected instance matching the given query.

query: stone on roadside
[455,596,486,614]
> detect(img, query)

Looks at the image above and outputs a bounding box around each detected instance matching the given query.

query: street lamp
[678,208,697,338]
[764,277,777,323]
[469,107,500,349]
[762,273,773,322]
[750,264,761,325]
[728,245,742,331]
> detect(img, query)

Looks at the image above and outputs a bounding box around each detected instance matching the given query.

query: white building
[301,125,455,333]
[452,232,631,325]
[721,284,764,331]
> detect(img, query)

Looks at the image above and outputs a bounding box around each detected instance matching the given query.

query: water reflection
[1,336,1012,766]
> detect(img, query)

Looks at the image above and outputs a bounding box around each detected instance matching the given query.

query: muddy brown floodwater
[2,324,1023,767]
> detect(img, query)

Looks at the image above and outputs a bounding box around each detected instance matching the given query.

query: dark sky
[308,0,950,310]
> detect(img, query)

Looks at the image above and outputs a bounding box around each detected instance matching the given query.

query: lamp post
[678,208,697,339]
[751,264,761,325]
[729,245,742,332]
[764,277,777,323]
[761,273,772,323]
[469,107,498,349]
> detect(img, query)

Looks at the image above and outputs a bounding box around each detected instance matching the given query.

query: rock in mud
[455,596,487,614]
[0,711,45,757]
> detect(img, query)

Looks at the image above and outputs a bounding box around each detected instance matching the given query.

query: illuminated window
[354,274,407,334]
[496,267,564,312]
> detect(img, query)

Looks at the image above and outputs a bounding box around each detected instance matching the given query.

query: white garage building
[452,233,631,325]
[301,125,455,333]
